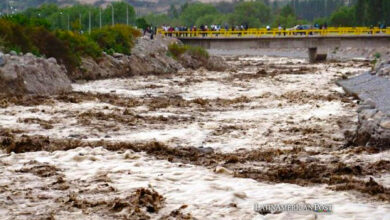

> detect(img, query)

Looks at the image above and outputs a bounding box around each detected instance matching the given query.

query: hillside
[1,0,289,15]
[1,0,349,19]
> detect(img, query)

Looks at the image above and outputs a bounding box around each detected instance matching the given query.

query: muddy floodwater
[1,56,389,219]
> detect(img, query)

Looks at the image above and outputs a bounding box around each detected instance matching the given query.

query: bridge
[158,27,390,62]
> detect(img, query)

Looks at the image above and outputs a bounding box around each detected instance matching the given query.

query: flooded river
[1,56,389,219]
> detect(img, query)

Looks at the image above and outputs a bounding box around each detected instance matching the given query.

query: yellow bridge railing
[157,27,390,37]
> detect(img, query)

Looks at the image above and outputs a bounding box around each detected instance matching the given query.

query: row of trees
[3,0,390,30]
[288,0,345,21]
[144,1,301,28]
[144,0,390,28]
[4,2,139,31]
[326,0,390,26]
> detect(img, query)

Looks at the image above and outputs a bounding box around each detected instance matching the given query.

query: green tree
[272,4,301,28]
[179,3,218,26]
[367,0,383,25]
[354,0,367,25]
[329,6,355,26]
[230,1,271,27]
[136,18,149,29]
[280,5,295,17]
[382,0,390,24]
[143,13,174,27]
[195,14,218,26]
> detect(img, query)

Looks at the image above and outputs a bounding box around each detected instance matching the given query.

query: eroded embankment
[1,56,390,219]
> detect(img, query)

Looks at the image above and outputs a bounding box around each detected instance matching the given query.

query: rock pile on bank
[71,35,228,80]
[0,52,71,95]
[339,63,390,148]
[178,52,227,71]
[374,59,390,79]
[70,36,182,80]
[1,35,229,95]
[129,35,183,75]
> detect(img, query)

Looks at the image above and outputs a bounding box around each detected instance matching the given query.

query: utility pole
[111,4,114,26]
[126,5,129,26]
[6,0,9,16]
[59,12,63,29]
[324,0,328,17]
[89,11,91,34]
[79,13,82,32]
[292,0,295,11]
[99,7,102,28]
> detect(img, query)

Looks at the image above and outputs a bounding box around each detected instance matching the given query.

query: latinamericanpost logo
[254,203,333,214]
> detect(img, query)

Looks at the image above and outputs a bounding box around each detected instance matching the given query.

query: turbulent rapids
[1,56,390,219]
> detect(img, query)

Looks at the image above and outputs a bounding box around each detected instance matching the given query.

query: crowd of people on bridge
[161,24,252,37]
[159,23,331,37]
[158,22,388,38]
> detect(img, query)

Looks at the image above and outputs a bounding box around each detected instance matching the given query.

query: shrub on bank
[167,43,188,59]
[168,43,209,60]
[0,18,141,73]
[56,31,102,60]
[0,19,38,54]
[90,25,141,55]
[187,45,209,60]
[0,19,78,71]
[28,27,80,72]
[3,14,51,29]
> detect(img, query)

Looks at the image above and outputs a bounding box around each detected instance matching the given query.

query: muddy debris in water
[234,160,390,202]
[18,117,55,129]
[14,160,70,191]
[16,160,61,178]
[1,134,81,153]
[267,65,318,74]
[77,110,192,127]
[5,135,389,200]
[160,205,193,220]
[227,69,268,80]
[280,91,341,104]
[0,94,56,107]
[0,90,254,115]
[60,187,165,219]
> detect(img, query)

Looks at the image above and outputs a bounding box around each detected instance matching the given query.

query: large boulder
[178,53,204,70]
[0,53,71,95]
[129,36,182,75]
[178,52,228,71]
[206,56,228,71]
[70,53,132,80]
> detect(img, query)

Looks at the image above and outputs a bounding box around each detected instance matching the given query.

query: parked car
[287,25,315,31]
[287,25,317,35]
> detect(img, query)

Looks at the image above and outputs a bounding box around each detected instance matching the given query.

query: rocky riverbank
[69,35,228,81]
[1,55,389,219]
[339,59,390,148]
[0,52,71,96]
[0,35,228,95]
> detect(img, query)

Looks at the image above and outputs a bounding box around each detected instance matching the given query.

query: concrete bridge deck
[179,35,390,50]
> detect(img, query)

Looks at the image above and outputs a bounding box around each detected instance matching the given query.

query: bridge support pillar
[308,47,317,63]
[308,47,327,63]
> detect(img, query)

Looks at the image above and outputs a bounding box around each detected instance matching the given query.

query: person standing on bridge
[278,24,282,36]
